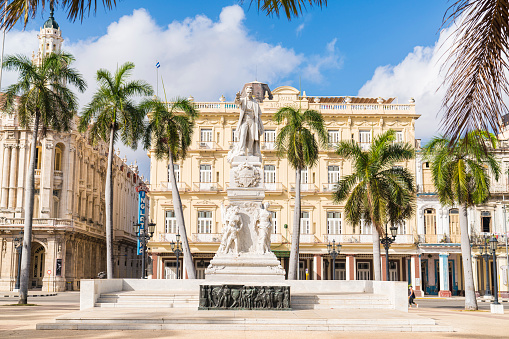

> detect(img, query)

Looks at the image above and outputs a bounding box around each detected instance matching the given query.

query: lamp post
[327,239,341,280]
[135,221,156,279]
[489,236,500,305]
[13,231,23,290]
[479,237,492,297]
[380,223,398,281]
[171,234,182,279]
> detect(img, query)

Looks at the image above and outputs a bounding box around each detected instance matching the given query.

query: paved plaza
[0,292,508,338]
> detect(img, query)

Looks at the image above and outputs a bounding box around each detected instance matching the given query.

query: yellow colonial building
[147,81,420,282]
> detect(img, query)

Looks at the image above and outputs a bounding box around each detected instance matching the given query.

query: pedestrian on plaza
[408,285,418,308]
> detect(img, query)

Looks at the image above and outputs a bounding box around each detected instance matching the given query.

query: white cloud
[358,24,458,143]
[296,23,305,35]
[302,38,342,84]
[2,5,340,180]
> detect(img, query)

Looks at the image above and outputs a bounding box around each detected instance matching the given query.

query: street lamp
[489,236,500,305]
[479,237,491,297]
[327,239,342,280]
[380,223,398,281]
[170,234,182,279]
[135,221,156,279]
[13,231,23,290]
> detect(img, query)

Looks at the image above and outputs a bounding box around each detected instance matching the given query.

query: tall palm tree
[422,131,500,310]
[1,52,86,304]
[78,62,152,279]
[273,106,327,280]
[333,130,415,281]
[143,97,198,279]
[0,0,326,29]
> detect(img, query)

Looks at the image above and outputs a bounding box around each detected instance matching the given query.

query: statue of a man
[228,86,264,162]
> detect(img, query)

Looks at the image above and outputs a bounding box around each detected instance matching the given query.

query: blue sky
[3,1,456,179]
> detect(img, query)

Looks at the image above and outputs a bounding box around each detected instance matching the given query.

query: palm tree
[0,0,326,29]
[273,106,327,280]
[332,130,415,281]
[143,97,198,279]
[1,52,86,304]
[78,62,152,279]
[422,131,500,310]
[440,1,509,144]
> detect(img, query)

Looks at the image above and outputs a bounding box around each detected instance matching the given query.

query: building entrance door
[30,243,45,288]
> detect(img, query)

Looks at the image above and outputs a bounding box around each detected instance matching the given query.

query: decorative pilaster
[438,253,452,297]
[1,145,11,208]
[8,145,18,209]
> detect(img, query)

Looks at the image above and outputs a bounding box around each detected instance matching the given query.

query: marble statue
[256,202,272,254]
[218,203,242,254]
[227,86,264,162]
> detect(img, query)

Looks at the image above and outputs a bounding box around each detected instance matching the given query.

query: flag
[156,61,160,68]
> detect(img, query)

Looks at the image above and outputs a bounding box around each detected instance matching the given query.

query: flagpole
[156,65,158,98]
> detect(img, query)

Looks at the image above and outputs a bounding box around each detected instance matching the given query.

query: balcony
[359,142,371,151]
[196,141,220,150]
[264,182,285,193]
[290,183,318,194]
[192,233,221,243]
[261,142,276,151]
[193,182,222,192]
[54,170,63,188]
[491,183,509,193]
[322,183,338,192]
[417,184,435,194]
[299,234,316,243]
[270,233,285,243]
[158,181,190,192]
[35,169,41,185]
[324,234,373,243]
[393,234,414,244]
[417,234,462,244]
[158,233,179,242]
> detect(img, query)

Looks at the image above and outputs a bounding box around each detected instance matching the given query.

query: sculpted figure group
[199,284,290,310]
[218,202,273,255]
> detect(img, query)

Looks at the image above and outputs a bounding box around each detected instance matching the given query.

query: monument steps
[291,293,392,310]
[95,291,199,308]
[37,314,454,332]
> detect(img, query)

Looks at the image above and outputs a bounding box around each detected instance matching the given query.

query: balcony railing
[299,234,316,243]
[491,184,509,193]
[264,182,284,192]
[158,233,179,242]
[196,141,220,150]
[157,181,189,192]
[54,170,63,177]
[290,183,318,193]
[359,142,371,151]
[322,183,338,192]
[261,142,276,151]
[417,234,462,244]
[193,182,222,192]
[192,233,221,243]
[270,233,285,243]
[393,234,414,244]
[417,184,435,194]
[324,234,373,243]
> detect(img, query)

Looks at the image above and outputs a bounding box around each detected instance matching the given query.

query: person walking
[409,285,418,308]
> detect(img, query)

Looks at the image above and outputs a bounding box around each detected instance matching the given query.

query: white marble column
[1,145,11,208]
[16,144,27,217]
[438,252,451,297]
[8,145,18,209]
[40,141,54,218]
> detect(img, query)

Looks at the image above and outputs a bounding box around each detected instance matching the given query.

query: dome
[43,8,59,29]
[240,81,273,102]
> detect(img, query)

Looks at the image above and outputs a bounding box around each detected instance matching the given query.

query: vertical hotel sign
[136,185,149,255]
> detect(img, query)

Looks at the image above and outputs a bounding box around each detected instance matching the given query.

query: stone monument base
[205,252,285,282]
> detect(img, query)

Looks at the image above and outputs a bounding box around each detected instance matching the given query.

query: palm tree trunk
[18,110,40,304]
[372,228,381,281]
[288,167,301,280]
[105,127,115,279]
[168,151,196,279]
[459,204,478,310]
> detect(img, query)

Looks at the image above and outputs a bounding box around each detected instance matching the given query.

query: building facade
[0,13,144,291]
[415,138,509,298]
[148,81,422,284]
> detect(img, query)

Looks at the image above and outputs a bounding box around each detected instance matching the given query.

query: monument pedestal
[206,252,285,282]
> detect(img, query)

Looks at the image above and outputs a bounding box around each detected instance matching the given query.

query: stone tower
[33,6,63,65]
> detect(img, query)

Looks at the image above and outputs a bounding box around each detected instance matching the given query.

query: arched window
[449,209,460,235]
[35,145,42,170]
[54,144,63,171]
[424,208,436,234]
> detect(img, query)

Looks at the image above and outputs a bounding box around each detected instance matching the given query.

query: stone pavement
[1,293,509,338]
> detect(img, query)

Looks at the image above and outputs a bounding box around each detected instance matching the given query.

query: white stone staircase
[95,291,199,308]
[292,292,393,310]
